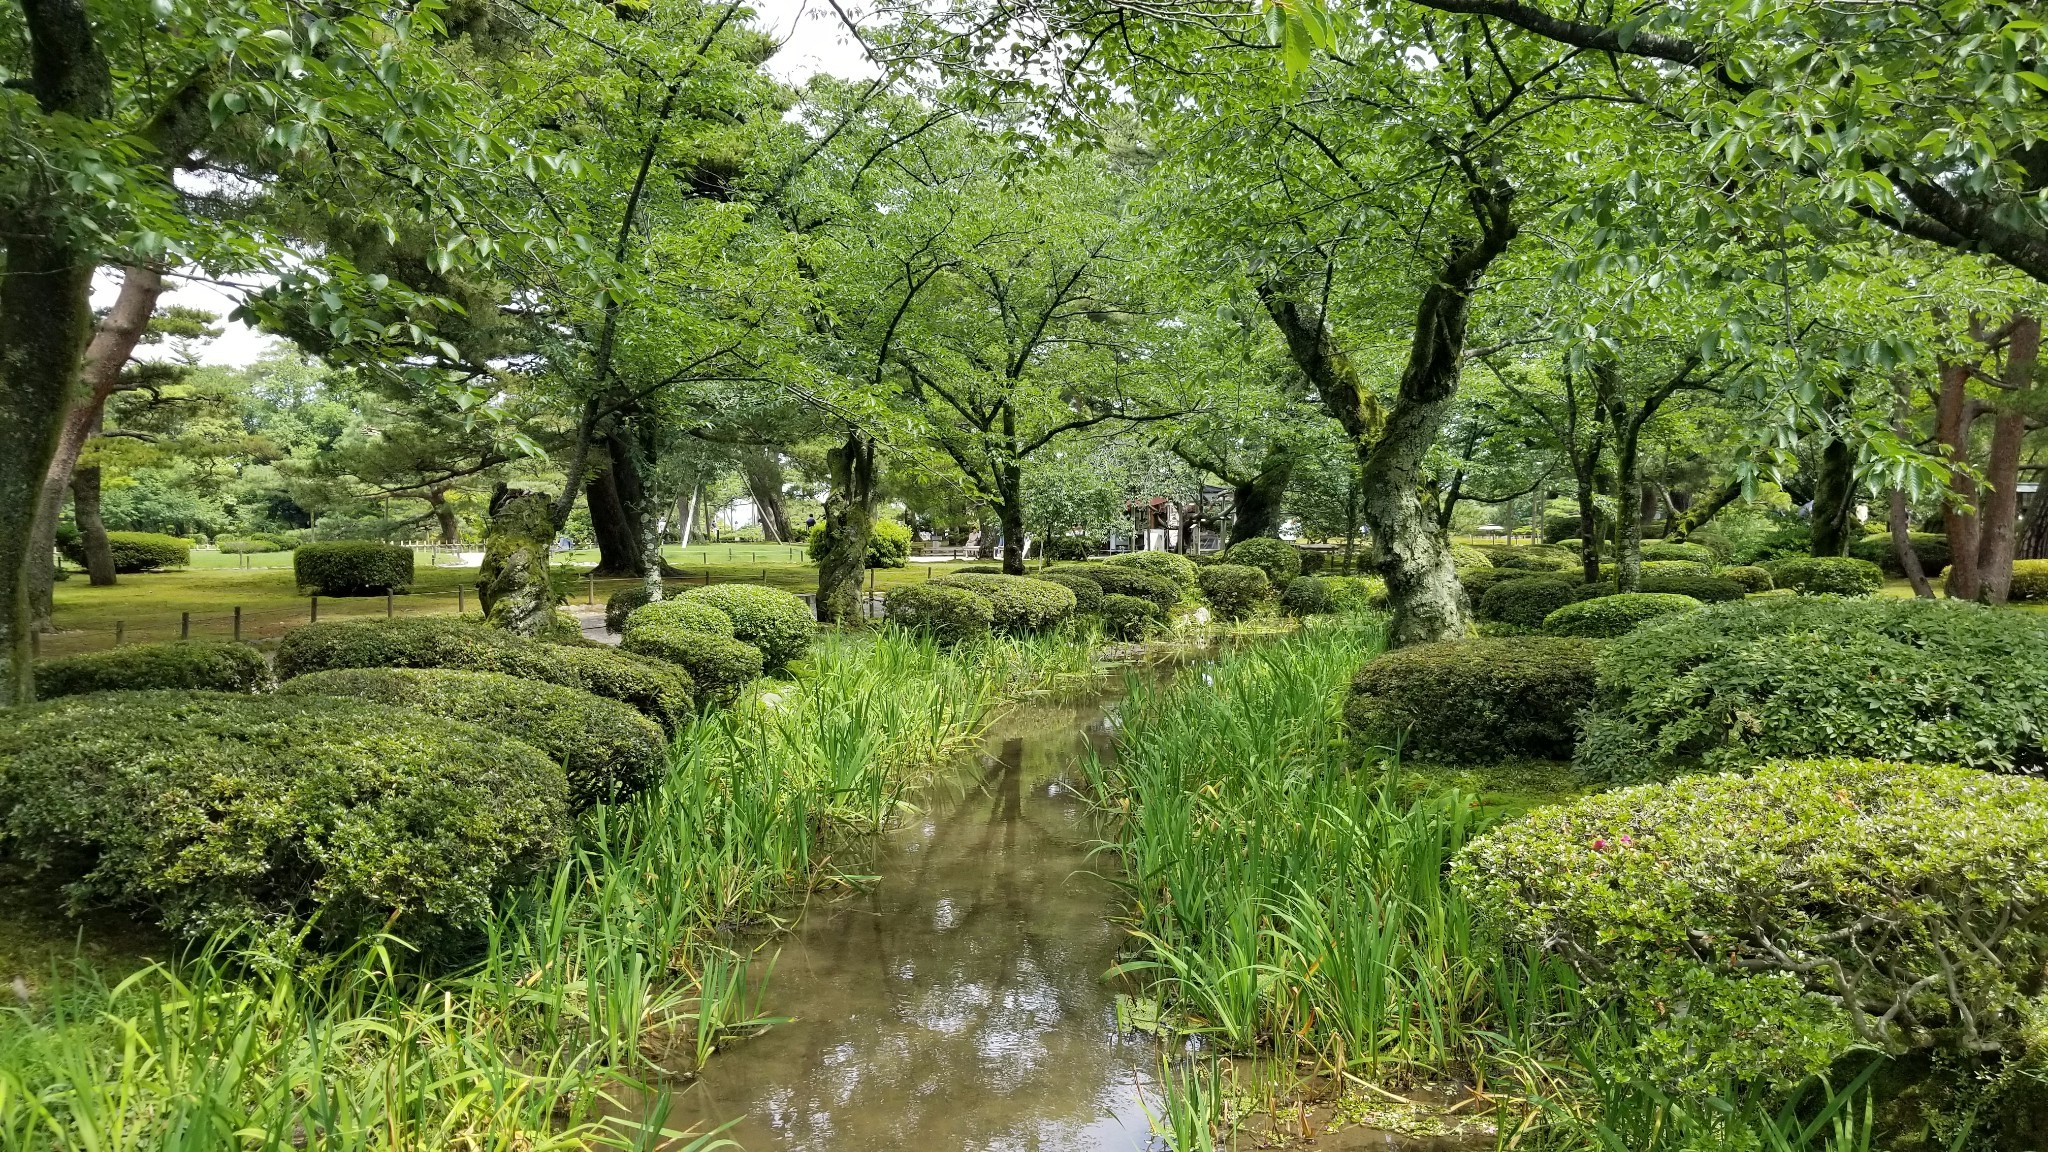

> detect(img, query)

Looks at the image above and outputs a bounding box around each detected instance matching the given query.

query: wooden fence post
[115,620,124,646]
[311,596,319,623]
[181,611,190,639]
[233,607,242,642]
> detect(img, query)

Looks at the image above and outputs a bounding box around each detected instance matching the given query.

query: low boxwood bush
[675,584,813,669]
[294,540,414,596]
[1718,564,1774,592]
[282,668,664,809]
[216,536,285,554]
[0,691,567,946]
[936,573,1076,634]
[1196,563,1270,621]
[1636,572,1747,603]
[621,625,765,705]
[35,641,270,699]
[604,585,652,633]
[622,598,734,639]
[545,644,695,732]
[1033,569,1103,614]
[883,584,994,645]
[1325,575,1387,613]
[1297,549,1327,575]
[59,530,189,573]
[1098,592,1164,640]
[1345,637,1599,762]
[1476,576,1579,630]
[2008,559,2048,601]
[1456,759,2048,1091]
[1639,558,1711,578]
[1082,565,1182,613]
[805,518,910,568]
[1458,567,1536,599]
[1638,541,1716,568]
[1576,597,2048,781]
[1449,544,1492,573]
[1543,592,1703,638]
[1850,530,1952,577]
[1046,535,1096,562]
[1220,537,1301,587]
[1490,546,1576,572]
[1106,550,1202,598]
[952,564,1007,575]
[1760,555,1883,596]
[1279,574,1335,616]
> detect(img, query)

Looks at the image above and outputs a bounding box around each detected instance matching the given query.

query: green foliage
[622,599,734,640]
[542,645,695,735]
[2013,560,2048,602]
[1489,545,1576,572]
[1457,759,2048,1092]
[1639,542,1716,568]
[1278,574,1335,616]
[936,573,1077,634]
[1476,576,1579,630]
[604,585,652,634]
[1046,535,1096,562]
[1084,565,1183,612]
[0,691,567,946]
[281,668,665,810]
[621,626,765,706]
[1107,550,1202,598]
[1033,568,1104,613]
[1459,567,1539,599]
[1196,563,1270,621]
[293,541,415,596]
[1576,598,2048,782]
[806,517,911,568]
[1323,575,1387,614]
[1344,637,1600,763]
[1718,564,1775,592]
[34,641,270,700]
[1220,537,1302,587]
[1543,593,1704,638]
[1636,573,1748,603]
[1098,593,1164,640]
[1850,531,1952,577]
[1639,558,1711,578]
[952,564,1007,575]
[881,584,994,646]
[1760,556,1885,596]
[59,531,190,573]
[1449,544,1492,572]
[215,536,286,554]
[675,584,814,670]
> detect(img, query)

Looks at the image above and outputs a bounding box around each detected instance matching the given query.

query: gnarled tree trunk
[1974,313,2038,604]
[814,430,876,626]
[477,489,560,636]
[72,464,115,585]
[1936,357,1982,601]
[1227,446,1293,544]
[741,447,792,543]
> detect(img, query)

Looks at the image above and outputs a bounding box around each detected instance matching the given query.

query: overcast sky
[114,0,878,368]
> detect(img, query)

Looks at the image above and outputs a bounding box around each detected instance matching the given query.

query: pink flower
[1618,834,1633,847]
[1592,838,1608,851]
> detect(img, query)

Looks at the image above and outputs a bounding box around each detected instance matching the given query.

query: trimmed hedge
[1221,537,1301,587]
[294,541,414,596]
[282,668,665,809]
[1344,637,1599,763]
[1046,535,1096,562]
[1449,544,1492,573]
[1279,575,1336,616]
[2013,559,2048,601]
[952,564,1006,575]
[1476,576,1579,630]
[59,531,189,573]
[1639,558,1711,578]
[1490,546,1576,572]
[936,573,1076,634]
[622,599,735,640]
[883,584,994,645]
[35,641,270,700]
[1106,550,1202,598]
[1850,530,1952,577]
[675,584,813,669]
[1636,572,1747,603]
[1033,569,1103,614]
[1461,567,1541,600]
[545,644,695,732]
[1638,541,1716,568]
[1325,575,1387,613]
[1197,563,1270,621]
[621,625,765,705]
[806,518,910,568]
[216,536,286,554]
[1542,593,1703,638]
[1718,564,1774,592]
[1457,759,2048,1091]
[1576,597,2048,781]
[1082,565,1182,613]
[1760,556,1883,597]
[1099,593,1164,641]
[0,691,567,946]
[605,585,653,633]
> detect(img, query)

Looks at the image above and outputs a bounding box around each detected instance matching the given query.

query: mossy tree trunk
[1935,357,1983,600]
[741,447,792,543]
[477,490,560,637]
[815,430,875,626]
[1809,387,1859,560]
[73,464,115,586]
[1226,446,1293,544]
[1973,313,2037,605]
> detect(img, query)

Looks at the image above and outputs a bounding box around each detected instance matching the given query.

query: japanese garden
[2,1,2047,1150]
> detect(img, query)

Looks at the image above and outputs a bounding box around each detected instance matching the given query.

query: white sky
[107,0,880,369]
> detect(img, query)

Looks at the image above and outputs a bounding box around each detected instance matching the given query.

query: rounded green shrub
[2012,559,2048,601]
[1196,563,1270,621]
[675,584,813,669]
[936,573,1077,634]
[1636,572,1747,603]
[1461,567,1541,599]
[1324,575,1387,613]
[1084,565,1182,613]
[1033,569,1103,614]
[35,641,270,700]
[294,540,415,596]
[1279,575,1336,617]
[1297,549,1327,575]
[1543,593,1703,638]
[1046,535,1096,562]
[622,598,734,640]
[59,531,189,573]
[1344,637,1599,763]
[1490,546,1576,572]
[282,668,664,809]
[1476,576,1579,630]
[1639,541,1716,568]
[882,584,993,645]
[604,585,652,634]
[1718,564,1774,592]
[1456,759,2048,1091]
[1449,544,1492,572]
[1106,550,1202,598]
[216,536,285,554]
[1220,538,1301,588]
[951,564,1006,575]
[1576,597,2048,782]
[806,518,910,568]
[621,625,765,705]
[1760,556,1883,597]
[1639,558,1712,578]
[0,691,567,946]
[1850,531,1952,577]
[544,644,694,731]
[1098,593,1164,641]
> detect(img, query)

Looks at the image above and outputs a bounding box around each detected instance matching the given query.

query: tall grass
[0,625,1098,1150]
